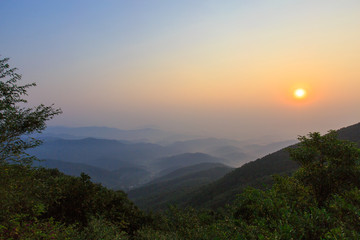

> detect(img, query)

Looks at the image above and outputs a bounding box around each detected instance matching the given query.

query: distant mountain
[128,162,234,210]
[34,159,151,190]
[165,138,241,153]
[28,137,170,170]
[150,162,233,184]
[207,145,250,166]
[163,138,298,167]
[29,137,242,170]
[35,159,119,187]
[112,167,152,190]
[28,138,239,189]
[40,126,197,143]
[27,126,309,194]
[37,127,296,168]
[165,138,251,166]
[152,153,226,175]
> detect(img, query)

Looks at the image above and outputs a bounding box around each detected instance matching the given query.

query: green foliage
[328,188,360,233]
[229,131,360,239]
[0,164,43,224]
[77,217,129,240]
[0,57,61,165]
[289,131,360,205]
[0,165,148,238]
[136,206,241,240]
[0,215,79,240]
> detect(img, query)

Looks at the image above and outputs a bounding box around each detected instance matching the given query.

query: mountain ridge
[181,122,360,209]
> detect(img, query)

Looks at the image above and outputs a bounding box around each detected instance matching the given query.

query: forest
[1,57,360,239]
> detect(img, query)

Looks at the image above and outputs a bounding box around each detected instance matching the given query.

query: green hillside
[152,152,226,175]
[35,159,151,190]
[177,122,360,209]
[337,122,360,144]
[128,163,234,210]
[150,162,233,184]
[185,149,296,208]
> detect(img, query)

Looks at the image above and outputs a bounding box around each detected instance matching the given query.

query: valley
[31,122,360,210]
[29,126,296,193]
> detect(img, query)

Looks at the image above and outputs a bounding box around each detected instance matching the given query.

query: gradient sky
[1,0,360,141]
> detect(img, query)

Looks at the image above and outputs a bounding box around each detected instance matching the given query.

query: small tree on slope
[0,56,62,164]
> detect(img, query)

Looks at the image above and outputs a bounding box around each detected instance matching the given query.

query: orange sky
[2,1,360,141]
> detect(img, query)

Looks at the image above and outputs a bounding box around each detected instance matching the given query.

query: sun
[294,88,307,99]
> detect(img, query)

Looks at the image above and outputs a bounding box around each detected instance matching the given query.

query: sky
[1,0,360,141]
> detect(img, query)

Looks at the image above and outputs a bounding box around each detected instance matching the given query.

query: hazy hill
[150,162,233,184]
[31,122,360,210]
[29,138,241,189]
[128,162,234,210]
[206,145,250,166]
[28,138,238,171]
[29,136,250,169]
[165,138,241,153]
[34,127,297,169]
[164,138,252,166]
[152,153,226,175]
[35,159,120,187]
[40,126,197,143]
[28,137,170,170]
[35,159,151,190]
[27,125,321,196]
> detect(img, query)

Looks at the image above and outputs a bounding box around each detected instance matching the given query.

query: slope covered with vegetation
[0,165,148,239]
[35,159,151,190]
[178,122,360,209]
[128,163,234,210]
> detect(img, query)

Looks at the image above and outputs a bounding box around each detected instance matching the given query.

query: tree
[0,56,62,164]
[289,131,360,205]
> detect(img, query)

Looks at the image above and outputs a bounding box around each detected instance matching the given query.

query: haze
[2,1,360,141]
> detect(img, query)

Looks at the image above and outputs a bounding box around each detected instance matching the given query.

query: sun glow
[294,88,307,99]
